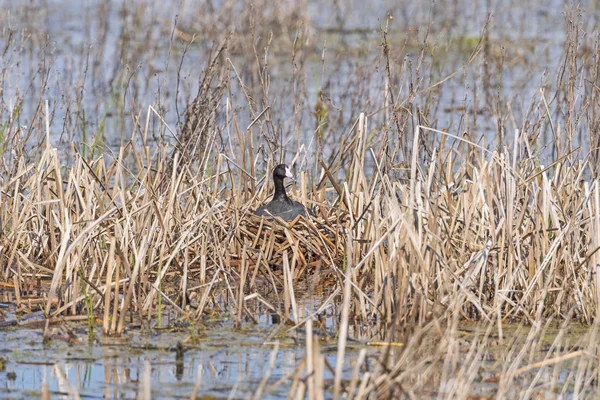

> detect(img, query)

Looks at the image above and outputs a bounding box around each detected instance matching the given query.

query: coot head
[273,164,294,180]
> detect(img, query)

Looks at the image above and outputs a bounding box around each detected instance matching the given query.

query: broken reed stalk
[103,236,116,335]
[282,250,298,323]
[333,183,354,400]
[235,245,247,329]
[594,182,600,322]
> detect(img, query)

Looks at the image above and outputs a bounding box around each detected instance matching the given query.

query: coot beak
[285,166,294,179]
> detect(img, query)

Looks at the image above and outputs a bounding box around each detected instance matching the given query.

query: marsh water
[0,298,375,399]
[0,320,351,399]
[0,313,591,399]
[1,0,597,161]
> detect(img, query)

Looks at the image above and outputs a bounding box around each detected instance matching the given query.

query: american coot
[255,164,308,221]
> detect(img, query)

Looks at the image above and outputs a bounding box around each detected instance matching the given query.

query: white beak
[285,166,294,179]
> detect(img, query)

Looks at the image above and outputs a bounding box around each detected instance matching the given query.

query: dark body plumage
[255,164,307,221]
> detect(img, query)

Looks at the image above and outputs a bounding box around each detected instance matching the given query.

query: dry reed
[2,1,600,398]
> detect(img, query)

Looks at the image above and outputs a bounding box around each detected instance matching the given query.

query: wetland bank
[1,0,600,398]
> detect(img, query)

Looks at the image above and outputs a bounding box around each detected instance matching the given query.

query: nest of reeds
[203,201,349,287]
[248,212,346,268]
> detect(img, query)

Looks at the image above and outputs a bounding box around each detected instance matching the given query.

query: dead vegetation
[2,0,600,398]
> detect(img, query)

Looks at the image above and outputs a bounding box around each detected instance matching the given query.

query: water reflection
[0,315,364,399]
